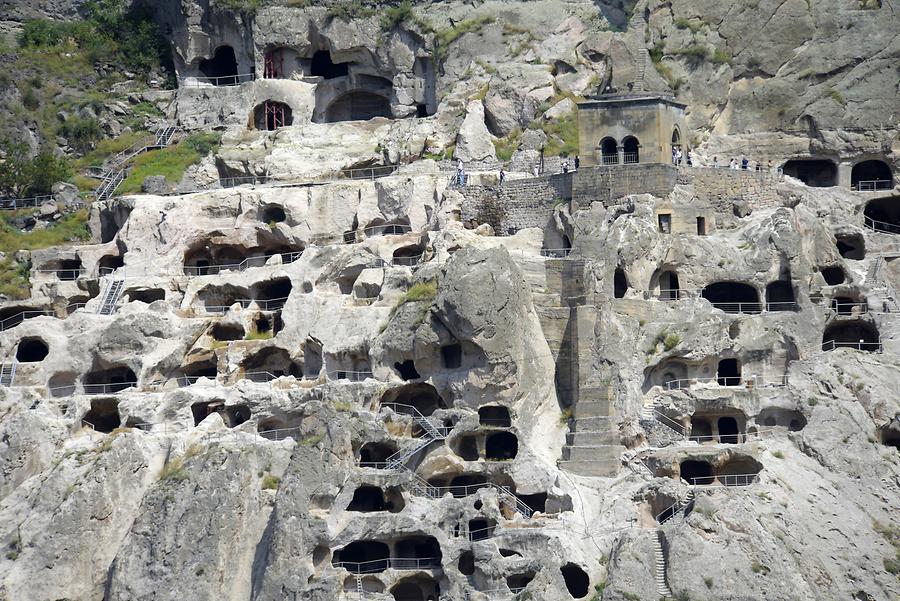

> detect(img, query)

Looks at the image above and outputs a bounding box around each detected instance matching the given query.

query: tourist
[713,156,719,168]
[741,156,749,170]
[767,159,774,172]
[562,158,570,173]
[672,147,678,164]
[675,147,683,165]
[532,164,540,177]
[499,168,506,187]
[574,155,580,170]
[686,148,693,166]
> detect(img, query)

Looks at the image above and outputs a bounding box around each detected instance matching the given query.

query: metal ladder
[356,574,364,599]
[0,360,16,387]
[96,170,125,201]
[98,278,125,315]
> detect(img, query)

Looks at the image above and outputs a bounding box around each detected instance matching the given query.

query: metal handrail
[325,370,374,382]
[863,215,900,234]
[182,251,304,276]
[540,248,572,258]
[0,194,54,210]
[33,268,86,279]
[331,557,442,574]
[600,153,619,165]
[218,165,398,190]
[686,429,775,444]
[178,72,257,88]
[391,254,424,267]
[690,473,759,487]
[258,426,302,441]
[821,340,883,352]
[0,309,54,331]
[853,180,892,192]
[622,152,639,164]
[665,375,788,390]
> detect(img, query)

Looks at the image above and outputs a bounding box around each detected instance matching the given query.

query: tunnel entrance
[453,434,479,461]
[508,573,535,593]
[358,441,398,467]
[84,366,137,393]
[211,322,245,341]
[680,459,713,485]
[479,405,511,427]
[822,320,880,352]
[613,267,628,298]
[835,233,865,260]
[717,358,741,386]
[333,541,390,572]
[560,563,589,598]
[702,282,761,313]
[311,50,349,78]
[394,536,441,562]
[83,398,120,432]
[127,288,165,304]
[852,160,893,191]
[821,266,845,285]
[252,277,292,306]
[199,46,239,85]
[485,431,518,460]
[347,485,404,513]
[326,91,392,122]
[440,344,462,369]
[380,383,446,416]
[259,205,286,224]
[390,575,439,601]
[718,416,740,444]
[757,407,807,431]
[394,360,420,381]
[765,280,796,311]
[690,417,712,441]
[242,347,303,378]
[458,550,474,575]
[16,337,48,362]
[657,270,680,300]
[253,100,293,131]
[878,424,900,450]
[864,196,900,233]
[782,159,837,187]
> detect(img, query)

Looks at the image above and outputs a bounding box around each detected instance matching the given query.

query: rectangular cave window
[696,216,706,235]
[441,344,462,369]
[658,214,671,234]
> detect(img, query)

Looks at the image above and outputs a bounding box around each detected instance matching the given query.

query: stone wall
[460,172,573,235]
[680,166,782,210]
[572,163,678,206]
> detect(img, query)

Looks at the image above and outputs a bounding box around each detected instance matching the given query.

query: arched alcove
[765,280,796,310]
[326,91,392,122]
[851,160,893,191]
[782,159,837,187]
[835,233,865,260]
[599,137,618,165]
[613,267,628,298]
[821,266,846,285]
[822,320,880,352]
[311,50,349,79]
[622,135,639,164]
[701,282,761,313]
[253,100,293,131]
[380,383,447,416]
[864,196,900,233]
[199,46,238,85]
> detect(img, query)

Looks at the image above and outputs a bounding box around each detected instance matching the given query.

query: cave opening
[242,347,303,378]
[782,159,837,187]
[259,205,286,224]
[702,282,761,313]
[380,383,446,416]
[211,322,245,341]
[680,459,714,485]
[127,288,165,304]
[16,337,49,362]
[84,366,137,393]
[453,434,479,461]
[394,360,420,381]
[765,280,796,310]
[440,344,462,369]
[332,541,390,572]
[468,518,494,541]
[358,441,398,467]
[835,233,865,260]
[822,320,880,352]
[485,431,518,460]
[863,196,900,233]
[718,416,740,444]
[347,485,404,513]
[821,266,846,285]
[83,397,121,432]
[310,50,349,79]
[613,267,628,298]
[851,159,893,191]
[717,358,741,386]
[478,405,511,427]
[199,46,239,85]
[560,563,590,598]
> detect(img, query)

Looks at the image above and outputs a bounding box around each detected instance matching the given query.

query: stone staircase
[654,529,672,598]
[512,252,623,477]
[634,47,649,92]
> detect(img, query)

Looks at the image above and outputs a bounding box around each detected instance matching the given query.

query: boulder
[454,100,497,163]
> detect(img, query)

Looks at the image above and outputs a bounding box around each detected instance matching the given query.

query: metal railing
[623,152,639,164]
[864,215,900,234]
[325,370,374,382]
[181,251,303,276]
[540,248,571,258]
[462,587,528,600]
[0,194,54,211]
[331,557,442,574]
[853,180,892,192]
[177,72,257,88]
[689,473,759,487]
[664,375,788,390]
[0,303,87,332]
[821,340,883,352]
[33,267,86,280]
[218,165,398,190]
[600,153,619,165]
[48,381,139,397]
[706,301,799,313]
[830,301,869,315]
[391,254,424,267]
[686,428,776,444]
[258,426,302,441]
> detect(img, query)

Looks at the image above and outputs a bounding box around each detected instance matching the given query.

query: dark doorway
[702,282,761,313]
[718,416,740,444]
[83,398,121,432]
[600,137,618,165]
[260,205,286,224]
[696,216,706,235]
[560,563,589,598]
[359,441,398,467]
[332,541,390,572]
[659,270,680,300]
[622,136,639,164]
[822,320,880,352]
[441,344,462,369]
[485,431,518,460]
[84,366,137,393]
[479,405,511,427]
[199,46,239,85]
[380,383,445,416]
[765,280,795,311]
[16,337,49,362]
[310,50,349,79]
[614,267,628,298]
[394,360,420,381]
[326,91,392,122]
[851,160,893,191]
[680,459,713,485]
[863,196,900,233]
[835,233,865,260]
[658,214,671,233]
[782,159,837,187]
[254,101,293,131]
[821,266,845,285]
[690,417,712,441]
[717,358,741,386]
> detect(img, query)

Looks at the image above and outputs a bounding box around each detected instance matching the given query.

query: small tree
[0,139,71,197]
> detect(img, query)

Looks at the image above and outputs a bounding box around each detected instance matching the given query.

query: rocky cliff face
[0,0,899,600]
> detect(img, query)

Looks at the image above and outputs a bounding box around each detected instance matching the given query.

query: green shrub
[183,131,222,157]
[674,17,703,33]
[261,474,281,490]
[493,128,522,161]
[663,333,680,350]
[827,89,846,105]
[672,44,709,65]
[58,116,102,152]
[212,0,268,14]
[711,48,732,65]
[381,0,413,30]
[159,457,188,482]
[772,450,785,459]
[20,86,40,110]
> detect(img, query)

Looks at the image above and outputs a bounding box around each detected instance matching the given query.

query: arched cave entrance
[311,50,349,79]
[822,320,880,352]
[199,46,239,85]
[613,267,628,298]
[622,136,640,164]
[679,459,713,485]
[485,431,518,460]
[560,563,589,598]
[701,282,761,313]
[83,397,121,432]
[347,485,404,513]
[358,441,399,467]
[821,266,846,285]
[380,383,446,416]
[332,541,390,573]
[765,280,796,311]
[782,159,837,187]
[326,91,392,123]
[852,160,893,191]
[835,233,865,260]
[479,405,511,427]
[84,366,137,394]
[253,100,293,131]
[864,196,900,233]
[600,137,618,165]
